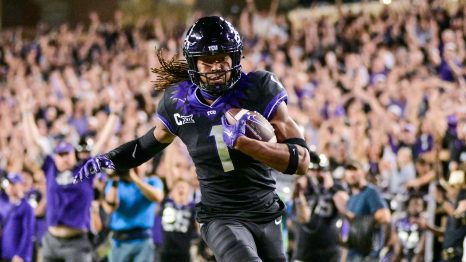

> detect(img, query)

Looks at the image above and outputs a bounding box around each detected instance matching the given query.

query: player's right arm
[104,119,175,170]
[76,84,179,182]
[75,119,176,182]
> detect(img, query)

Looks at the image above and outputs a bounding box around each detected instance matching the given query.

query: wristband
[284,144,299,174]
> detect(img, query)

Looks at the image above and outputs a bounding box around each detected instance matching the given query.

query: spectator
[1,173,35,262]
[0,172,10,259]
[90,174,113,262]
[442,171,466,262]
[406,157,436,196]
[392,193,427,262]
[292,154,348,262]
[388,147,416,196]
[19,89,118,262]
[21,167,47,262]
[449,117,466,172]
[160,179,196,262]
[342,160,392,262]
[104,165,164,262]
[38,142,95,262]
[415,171,466,262]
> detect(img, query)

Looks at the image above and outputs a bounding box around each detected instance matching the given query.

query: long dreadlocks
[151,50,190,91]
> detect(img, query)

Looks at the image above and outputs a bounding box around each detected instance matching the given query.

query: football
[225,108,277,143]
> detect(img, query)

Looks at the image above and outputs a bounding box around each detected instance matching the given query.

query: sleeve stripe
[263,90,288,120]
[156,113,176,135]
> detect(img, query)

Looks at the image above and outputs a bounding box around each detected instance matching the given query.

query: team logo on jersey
[207,110,216,116]
[174,113,195,125]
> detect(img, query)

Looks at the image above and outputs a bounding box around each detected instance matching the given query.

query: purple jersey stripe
[263,90,288,120]
[156,113,176,135]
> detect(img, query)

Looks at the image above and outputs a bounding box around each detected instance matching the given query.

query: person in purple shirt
[1,173,35,262]
[0,173,10,260]
[39,142,95,262]
[0,182,11,226]
[23,187,47,261]
[20,102,119,262]
[438,42,463,82]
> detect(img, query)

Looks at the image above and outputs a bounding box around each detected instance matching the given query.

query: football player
[76,16,311,261]
[293,154,348,262]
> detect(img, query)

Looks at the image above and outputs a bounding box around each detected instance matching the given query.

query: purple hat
[7,172,24,184]
[54,142,75,154]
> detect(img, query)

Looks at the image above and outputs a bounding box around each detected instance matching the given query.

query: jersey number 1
[210,125,234,172]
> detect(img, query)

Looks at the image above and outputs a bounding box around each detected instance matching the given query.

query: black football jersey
[156,71,288,223]
[294,181,345,256]
[161,198,196,255]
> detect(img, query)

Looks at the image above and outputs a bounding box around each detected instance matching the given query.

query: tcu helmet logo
[208,45,218,51]
[174,113,195,126]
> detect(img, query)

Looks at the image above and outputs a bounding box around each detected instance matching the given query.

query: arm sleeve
[105,127,169,171]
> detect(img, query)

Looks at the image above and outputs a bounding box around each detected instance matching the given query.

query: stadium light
[381,0,392,5]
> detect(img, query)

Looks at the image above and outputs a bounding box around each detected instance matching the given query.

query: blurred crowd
[1,0,466,261]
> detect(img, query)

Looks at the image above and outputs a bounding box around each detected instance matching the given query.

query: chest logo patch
[208,45,218,51]
[174,113,195,125]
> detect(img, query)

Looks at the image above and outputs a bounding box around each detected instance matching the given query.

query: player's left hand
[220,114,249,149]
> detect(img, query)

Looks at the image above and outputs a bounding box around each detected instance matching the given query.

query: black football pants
[200,217,286,262]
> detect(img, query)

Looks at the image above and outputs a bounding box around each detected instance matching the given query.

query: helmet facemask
[186,52,242,96]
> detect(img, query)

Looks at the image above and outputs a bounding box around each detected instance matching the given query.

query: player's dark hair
[151,50,189,91]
